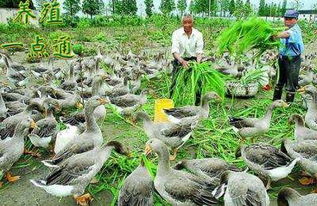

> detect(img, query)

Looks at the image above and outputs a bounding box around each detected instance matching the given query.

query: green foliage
[72,43,84,55]
[217,17,282,56]
[229,0,235,15]
[219,0,230,17]
[62,15,80,27]
[35,0,46,9]
[0,0,35,9]
[82,0,105,18]
[145,0,154,17]
[233,0,253,19]
[189,0,217,16]
[258,0,284,17]
[171,62,226,106]
[177,0,187,16]
[93,32,107,41]
[114,0,138,16]
[63,0,81,17]
[77,17,91,28]
[160,0,175,15]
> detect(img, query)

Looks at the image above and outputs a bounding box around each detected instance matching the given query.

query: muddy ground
[0,51,316,206]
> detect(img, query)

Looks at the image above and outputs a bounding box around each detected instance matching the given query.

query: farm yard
[1,0,317,205]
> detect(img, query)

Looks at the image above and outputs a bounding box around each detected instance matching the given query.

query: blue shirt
[279,24,304,57]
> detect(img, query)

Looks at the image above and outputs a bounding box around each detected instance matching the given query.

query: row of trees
[30,0,310,19]
[258,0,287,17]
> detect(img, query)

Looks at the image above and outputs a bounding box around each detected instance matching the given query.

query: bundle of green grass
[171,62,225,106]
[217,17,283,56]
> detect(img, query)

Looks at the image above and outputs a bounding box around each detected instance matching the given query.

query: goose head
[298,85,317,96]
[173,160,187,170]
[277,187,301,206]
[145,138,168,158]
[43,98,61,115]
[134,111,151,123]
[17,117,37,134]
[103,141,131,156]
[234,144,247,159]
[86,96,108,109]
[288,114,304,126]
[271,100,289,109]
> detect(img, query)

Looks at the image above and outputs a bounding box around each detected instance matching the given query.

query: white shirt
[171,27,204,57]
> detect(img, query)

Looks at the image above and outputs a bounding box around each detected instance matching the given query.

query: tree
[145,0,154,17]
[281,0,287,16]
[82,0,104,18]
[228,0,235,16]
[160,0,175,15]
[63,0,81,17]
[0,0,35,9]
[189,0,197,14]
[233,0,253,19]
[291,0,303,10]
[219,0,230,17]
[258,0,265,16]
[114,0,137,15]
[35,0,48,9]
[125,0,138,15]
[244,0,252,16]
[177,0,187,16]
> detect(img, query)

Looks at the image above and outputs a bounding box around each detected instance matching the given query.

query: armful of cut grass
[171,62,225,106]
[217,17,284,56]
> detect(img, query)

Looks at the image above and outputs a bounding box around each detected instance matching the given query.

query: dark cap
[284,10,299,18]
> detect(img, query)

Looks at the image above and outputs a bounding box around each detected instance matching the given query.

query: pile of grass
[171,62,226,106]
[217,17,283,56]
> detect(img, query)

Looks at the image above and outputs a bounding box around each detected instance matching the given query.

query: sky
[55,0,315,16]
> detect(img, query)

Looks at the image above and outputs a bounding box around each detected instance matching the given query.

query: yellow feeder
[154,99,174,123]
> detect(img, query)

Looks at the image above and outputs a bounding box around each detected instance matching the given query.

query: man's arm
[173,52,188,68]
[171,31,188,68]
[196,53,202,63]
[274,31,291,39]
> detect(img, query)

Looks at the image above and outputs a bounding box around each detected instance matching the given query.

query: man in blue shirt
[272,10,304,103]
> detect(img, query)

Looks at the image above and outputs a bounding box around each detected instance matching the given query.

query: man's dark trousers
[273,55,301,102]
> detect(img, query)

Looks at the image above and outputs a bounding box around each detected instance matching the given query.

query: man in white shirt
[170,15,204,105]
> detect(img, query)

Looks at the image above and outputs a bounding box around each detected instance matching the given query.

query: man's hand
[180,59,189,68]
[196,53,202,63]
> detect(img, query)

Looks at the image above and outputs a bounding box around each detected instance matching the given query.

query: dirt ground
[0,51,316,206]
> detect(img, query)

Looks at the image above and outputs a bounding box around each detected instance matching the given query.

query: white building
[298,10,317,22]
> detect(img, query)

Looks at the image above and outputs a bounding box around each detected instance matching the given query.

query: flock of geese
[0,47,317,206]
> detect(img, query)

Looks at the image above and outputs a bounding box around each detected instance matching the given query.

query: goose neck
[85,105,98,131]
[156,146,171,175]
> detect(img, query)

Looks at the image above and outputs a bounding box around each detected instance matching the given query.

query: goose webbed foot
[5,172,20,182]
[299,177,316,185]
[169,148,178,161]
[74,193,93,206]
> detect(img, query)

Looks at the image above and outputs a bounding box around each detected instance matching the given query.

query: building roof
[299,10,317,15]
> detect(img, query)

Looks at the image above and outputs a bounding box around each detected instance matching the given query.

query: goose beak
[144,144,152,156]
[30,120,37,129]
[297,86,307,93]
[98,98,108,105]
[101,75,109,80]
[76,102,84,109]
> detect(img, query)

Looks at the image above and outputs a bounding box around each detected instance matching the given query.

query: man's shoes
[286,92,295,103]
[273,87,283,101]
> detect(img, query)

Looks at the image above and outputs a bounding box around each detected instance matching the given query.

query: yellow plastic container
[154,99,174,123]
